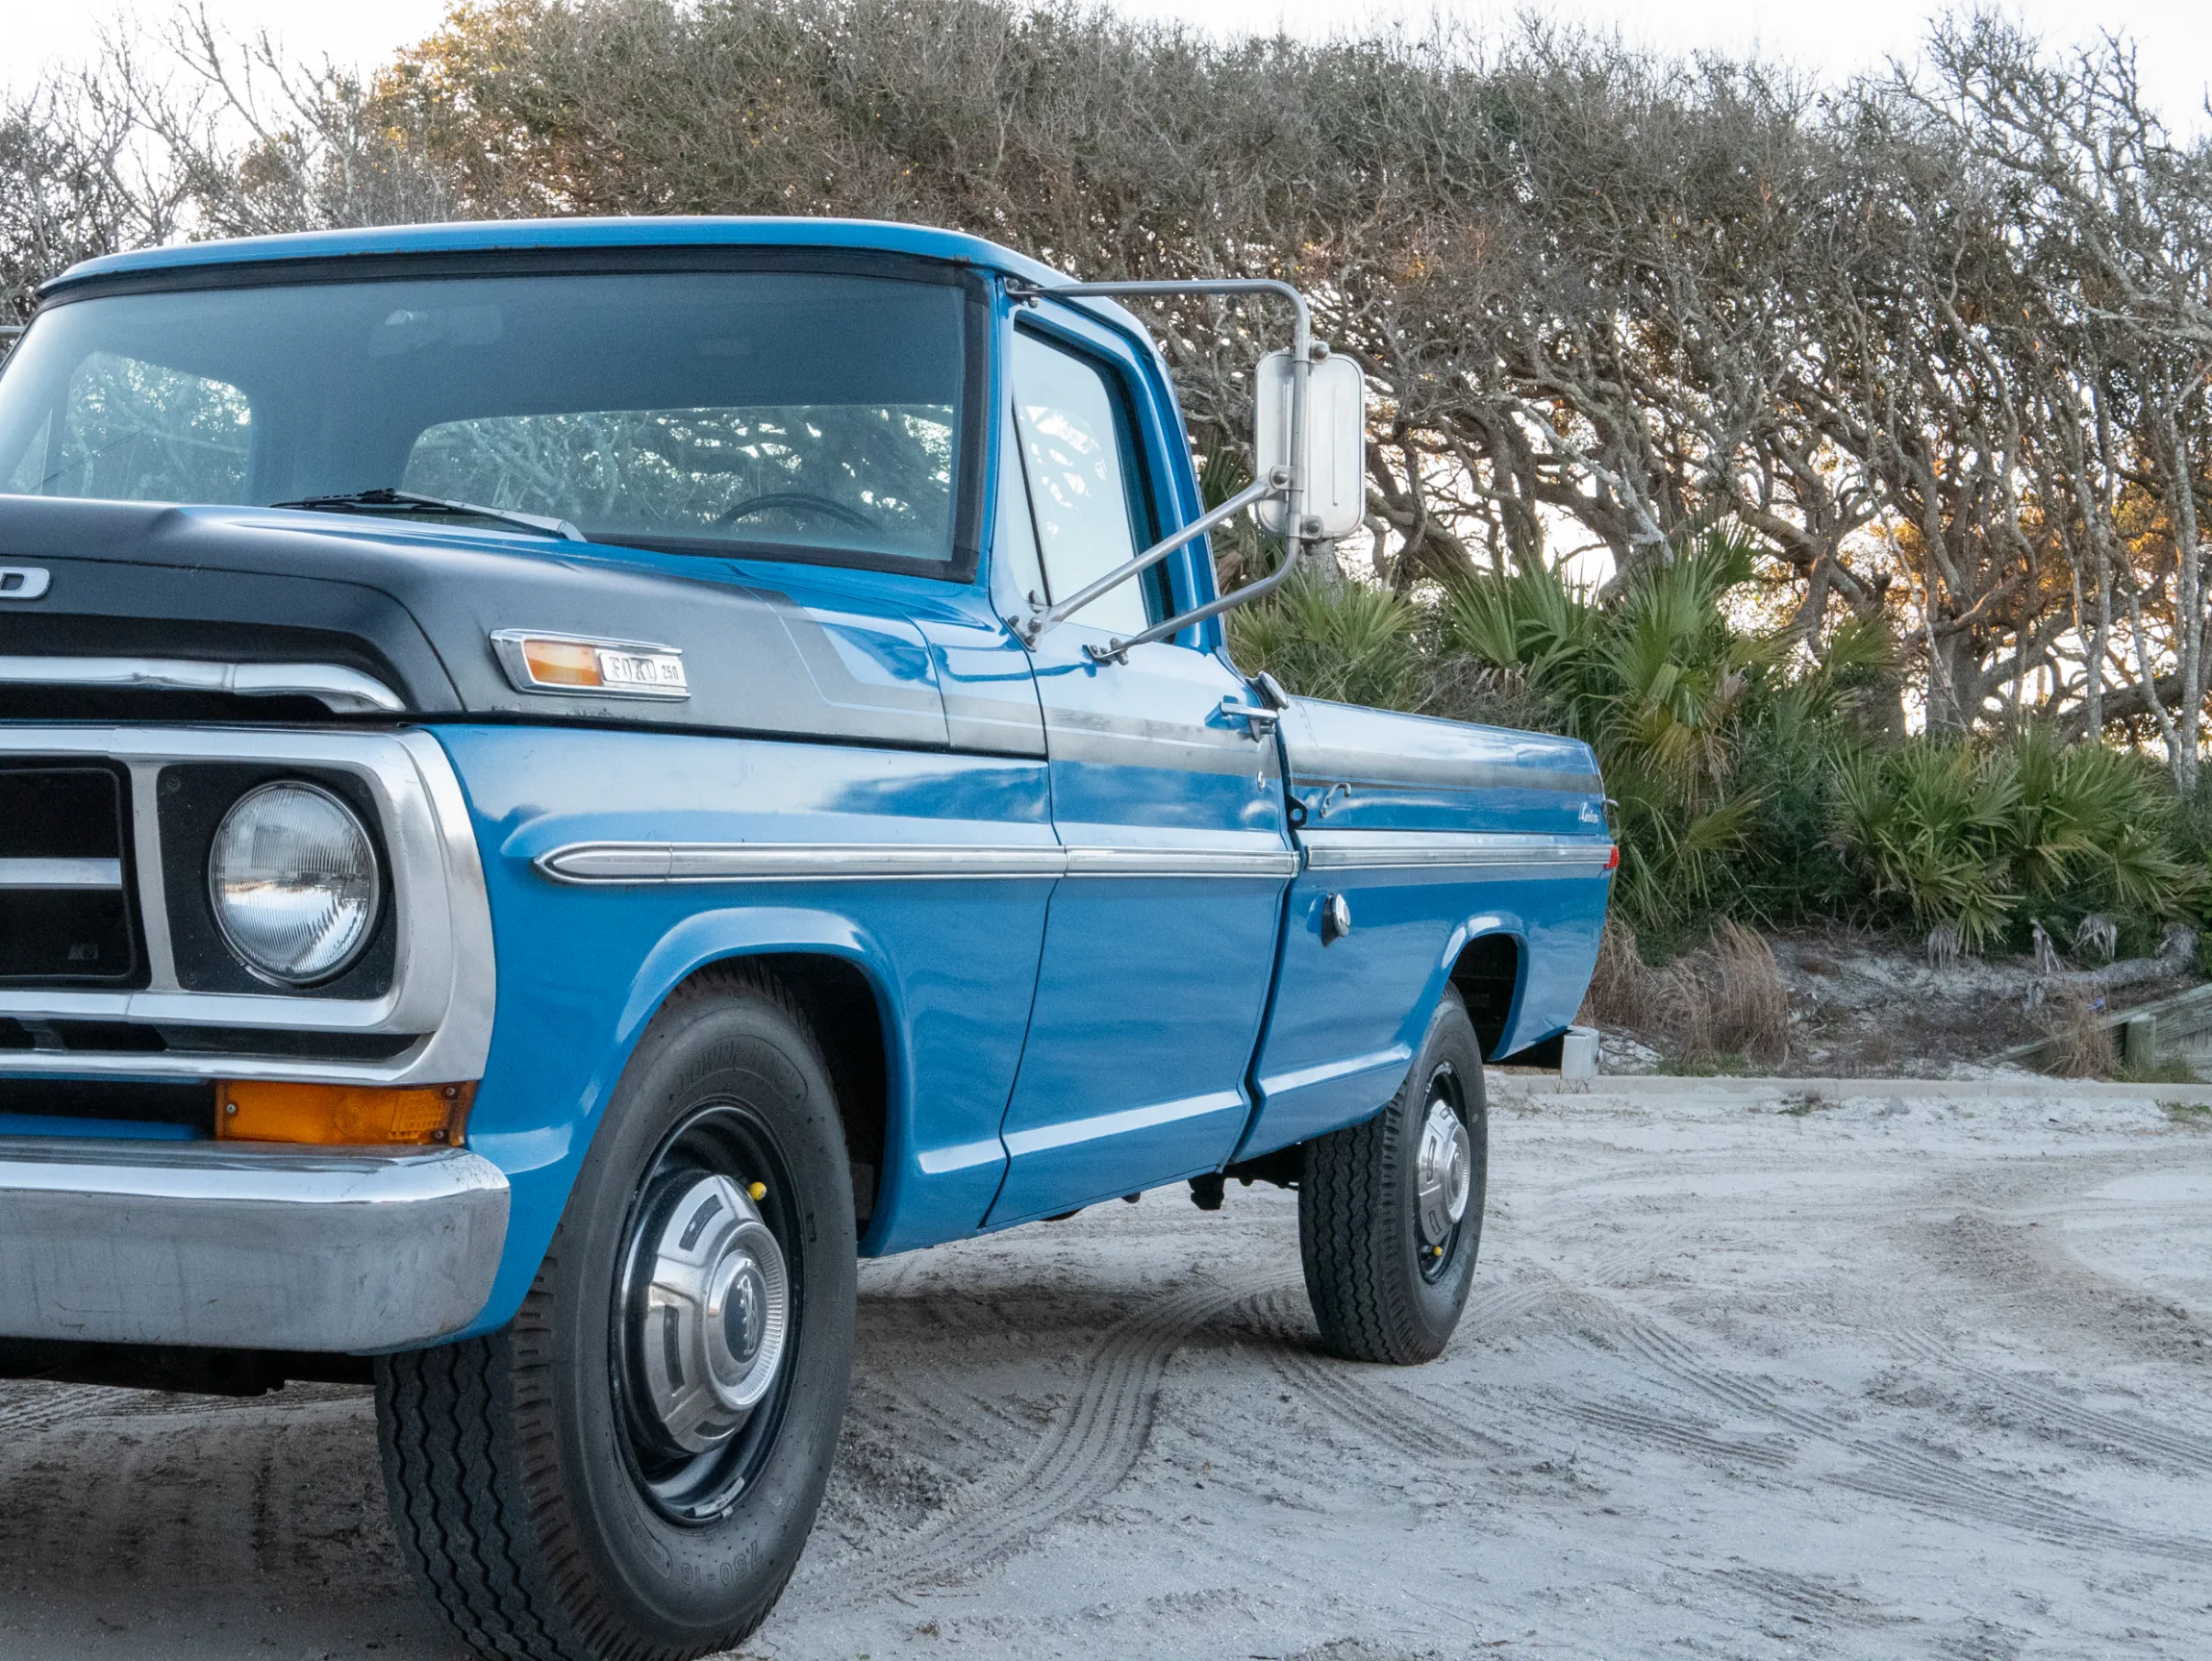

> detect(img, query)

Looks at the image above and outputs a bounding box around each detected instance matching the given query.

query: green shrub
[1832,729,2201,951]
[1732,686,1864,924]
[1223,526,2203,957]
[1226,571,1425,711]
[1439,532,1815,932]
[1832,742,2018,948]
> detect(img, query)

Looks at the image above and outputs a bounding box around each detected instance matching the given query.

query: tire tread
[1298,990,1483,1365]
[377,963,827,1661]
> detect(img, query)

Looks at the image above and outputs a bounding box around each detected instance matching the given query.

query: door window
[1009,330,1152,636]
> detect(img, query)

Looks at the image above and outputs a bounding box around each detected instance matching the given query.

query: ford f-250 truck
[0,217,1609,1660]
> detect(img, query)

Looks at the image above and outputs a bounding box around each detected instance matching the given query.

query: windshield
[0,267,971,572]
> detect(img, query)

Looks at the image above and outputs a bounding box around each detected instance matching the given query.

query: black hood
[0,497,950,747]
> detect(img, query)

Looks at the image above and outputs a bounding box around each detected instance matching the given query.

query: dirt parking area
[3,1079,2209,1660]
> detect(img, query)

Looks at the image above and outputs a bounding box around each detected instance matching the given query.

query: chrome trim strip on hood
[0,858,121,889]
[0,655,405,714]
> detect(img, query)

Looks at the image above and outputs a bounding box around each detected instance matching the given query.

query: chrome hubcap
[1415,1091,1471,1249]
[624,1173,790,1454]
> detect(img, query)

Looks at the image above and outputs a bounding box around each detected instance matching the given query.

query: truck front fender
[435,723,1051,1338]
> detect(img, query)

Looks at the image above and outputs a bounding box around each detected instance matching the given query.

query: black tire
[1298,986,1487,1365]
[375,967,857,1661]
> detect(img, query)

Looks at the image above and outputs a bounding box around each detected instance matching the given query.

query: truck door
[985,316,1295,1225]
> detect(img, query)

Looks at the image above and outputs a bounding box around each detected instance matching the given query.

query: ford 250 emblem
[0,567,49,599]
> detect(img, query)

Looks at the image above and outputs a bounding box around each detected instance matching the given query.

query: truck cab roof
[43,215,1083,300]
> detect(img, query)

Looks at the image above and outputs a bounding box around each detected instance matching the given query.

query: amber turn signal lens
[518,637,604,687]
[216,1080,476,1146]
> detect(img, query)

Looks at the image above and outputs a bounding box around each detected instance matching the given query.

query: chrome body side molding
[535,842,1303,884]
[538,843,1068,883]
[533,833,1607,884]
[1062,845,1300,879]
[0,655,405,714]
[1298,829,1616,869]
[0,1141,509,1351]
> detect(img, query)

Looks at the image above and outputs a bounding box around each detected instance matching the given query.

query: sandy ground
[3,1079,2210,1660]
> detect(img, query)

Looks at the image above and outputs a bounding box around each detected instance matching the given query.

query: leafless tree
[0,58,187,323]
[131,9,458,237]
[5,0,2209,765]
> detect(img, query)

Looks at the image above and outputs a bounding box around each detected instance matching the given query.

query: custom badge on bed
[490,629,690,699]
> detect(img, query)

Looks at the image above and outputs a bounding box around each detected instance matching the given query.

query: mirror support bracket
[1080,537,1307,664]
[1002,275,1321,658]
[1018,472,1282,646]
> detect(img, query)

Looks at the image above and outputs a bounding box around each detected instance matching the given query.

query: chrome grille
[0,727,494,1088]
[0,767,138,985]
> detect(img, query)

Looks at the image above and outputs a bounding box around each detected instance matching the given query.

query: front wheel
[375,968,857,1661]
[1298,986,1488,1364]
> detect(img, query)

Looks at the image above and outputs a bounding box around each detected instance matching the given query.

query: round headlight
[208,782,381,985]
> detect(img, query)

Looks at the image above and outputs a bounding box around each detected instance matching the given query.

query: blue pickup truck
[0,218,1609,1659]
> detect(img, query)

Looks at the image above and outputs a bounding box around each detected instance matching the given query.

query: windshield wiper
[270,488,587,541]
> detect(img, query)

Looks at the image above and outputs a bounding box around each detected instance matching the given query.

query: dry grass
[1579,918,1654,1031]
[1697,922,1793,1065]
[2040,986,2115,1079]
[1579,919,1790,1068]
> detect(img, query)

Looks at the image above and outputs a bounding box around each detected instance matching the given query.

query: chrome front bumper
[0,1140,510,1352]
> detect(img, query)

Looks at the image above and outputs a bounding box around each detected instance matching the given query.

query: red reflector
[1604,844,1621,871]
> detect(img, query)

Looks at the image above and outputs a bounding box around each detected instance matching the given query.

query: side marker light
[216,1080,477,1146]
[490,629,689,699]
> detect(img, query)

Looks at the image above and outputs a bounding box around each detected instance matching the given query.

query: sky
[6,0,2208,128]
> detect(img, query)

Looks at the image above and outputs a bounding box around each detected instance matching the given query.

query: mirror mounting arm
[1081,531,1307,664]
[1003,275,1313,365]
[1018,470,1284,646]
[1004,274,1323,659]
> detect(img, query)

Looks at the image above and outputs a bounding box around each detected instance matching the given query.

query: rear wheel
[1298,987,1487,1364]
[375,968,856,1661]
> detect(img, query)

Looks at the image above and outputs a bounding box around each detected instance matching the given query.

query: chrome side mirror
[1254,347,1367,542]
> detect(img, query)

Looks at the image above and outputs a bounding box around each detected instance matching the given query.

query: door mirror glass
[1009,330,1150,637]
[1252,350,1367,541]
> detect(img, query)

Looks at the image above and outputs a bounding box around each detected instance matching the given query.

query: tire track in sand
[1565,1289,2212,1564]
[1889,1327,2212,1477]
[1240,1285,1514,1464]
[826,1271,1297,1594]
[1220,1225,1713,1473]
[1241,1257,1793,1481]
[0,1381,131,1438]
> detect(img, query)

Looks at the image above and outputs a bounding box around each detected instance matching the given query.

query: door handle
[1216,696,1282,738]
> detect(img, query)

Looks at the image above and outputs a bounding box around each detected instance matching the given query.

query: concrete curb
[1489,1070,2212,1104]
